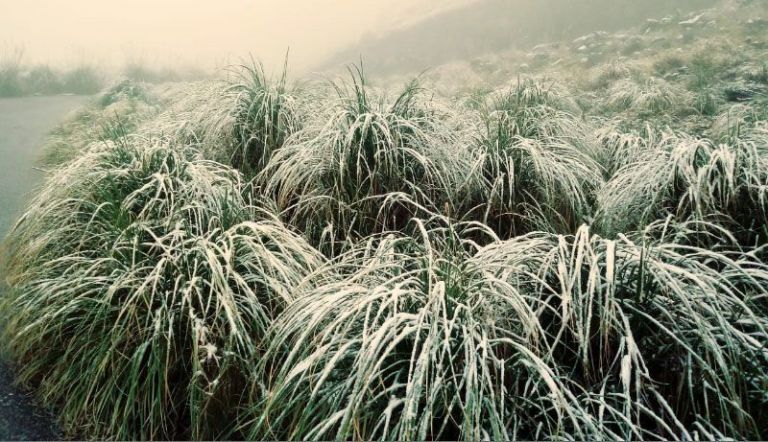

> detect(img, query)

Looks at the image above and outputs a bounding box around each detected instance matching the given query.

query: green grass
[0,47,103,96]
[2,139,323,439]
[4,1,768,440]
[245,220,768,440]
[261,64,472,251]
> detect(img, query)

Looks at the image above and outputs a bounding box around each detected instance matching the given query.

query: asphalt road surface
[0,95,89,440]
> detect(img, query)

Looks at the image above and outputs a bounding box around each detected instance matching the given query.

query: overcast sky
[0,0,474,72]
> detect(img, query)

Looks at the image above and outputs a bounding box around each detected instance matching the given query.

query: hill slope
[319,0,717,76]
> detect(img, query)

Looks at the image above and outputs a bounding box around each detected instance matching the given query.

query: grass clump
[98,79,150,107]
[262,65,471,250]
[137,82,236,158]
[5,1,768,438]
[596,128,768,240]
[587,60,633,90]
[605,77,692,116]
[1,138,323,439]
[652,53,687,76]
[747,63,768,84]
[593,122,651,177]
[246,221,768,440]
[142,61,301,178]
[483,223,768,439]
[467,79,602,237]
[225,60,301,177]
[693,89,721,116]
[709,104,768,141]
[40,81,162,167]
[246,222,598,440]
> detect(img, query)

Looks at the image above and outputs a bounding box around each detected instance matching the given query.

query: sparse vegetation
[0,47,212,97]
[3,0,768,440]
[0,47,103,97]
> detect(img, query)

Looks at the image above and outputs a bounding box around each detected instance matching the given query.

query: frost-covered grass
[466,80,602,237]
[597,127,768,240]
[38,80,165,167]
[605,77,693,115]
[2,139,322,439]
[261,66,472,251]
[4,1,768,440]
[245,220,768,440]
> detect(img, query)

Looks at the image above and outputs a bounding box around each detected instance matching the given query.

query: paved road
[0,95,89,440]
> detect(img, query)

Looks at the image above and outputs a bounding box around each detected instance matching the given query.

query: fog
[324,0,719,75]
[0,0,475,74]
[2,0,720,78]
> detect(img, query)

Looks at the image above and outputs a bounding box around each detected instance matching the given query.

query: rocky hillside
[319,0,717,76]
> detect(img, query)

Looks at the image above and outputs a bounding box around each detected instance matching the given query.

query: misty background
[1,0,717,77]
[0,0,474,74]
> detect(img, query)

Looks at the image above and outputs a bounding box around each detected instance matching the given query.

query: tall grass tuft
[605,77,692,115]
[466,79,603,238]
[261,65,472,251]
[143,60,301,178]
[477,222,768,439]
[40,80,161,167]
[138,81,238,161]
[596,127,768,243]
[246,221,599,440]
[5,7,768,439]
[592,121,651,177]
[1,138,323,440]
[246,220,768,440]
[225,58,301,176]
